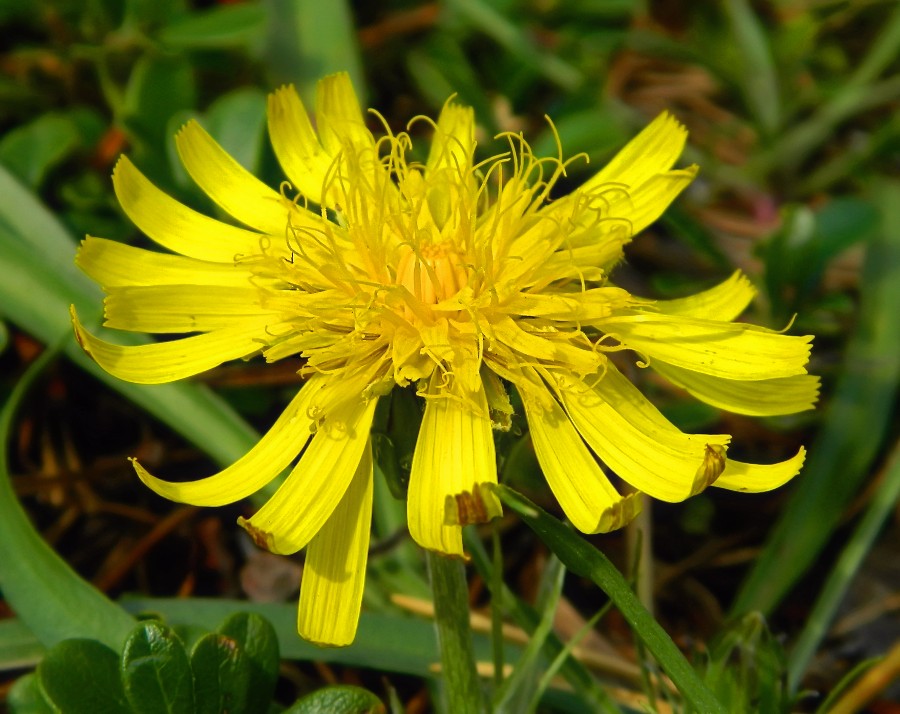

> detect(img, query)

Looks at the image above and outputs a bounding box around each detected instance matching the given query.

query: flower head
[72,73,817,645]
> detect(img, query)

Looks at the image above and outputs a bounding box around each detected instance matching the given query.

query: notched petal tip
[691,443,728,496]
[69,306,92,356]
[444,482,503,527]
[237,516,276,552]
[592,491,643,533]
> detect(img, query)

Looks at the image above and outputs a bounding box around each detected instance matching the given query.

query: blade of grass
[492,555,565,713]
[262,0,365,104]
[495,486,726,714]
[446,0,582,91]
[465,532,623,713]
[0,166,260,472]
[733,180,900,616]
[722,0,780,134]
[787,436,900,692]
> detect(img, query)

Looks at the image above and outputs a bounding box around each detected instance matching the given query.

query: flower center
[395,241,468,305]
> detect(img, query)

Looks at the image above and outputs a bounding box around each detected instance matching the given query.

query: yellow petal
[240,396,377,555]
[559,365,730,502]
[653,360,821,416]
[599,313,812,380]
[603,166,698,236]
[491,316,601,375]
[502,287,633,322]
[267,85,337,206]
[112,156,267,262]
[77,237,251,288]
[133,376,326,506]
[715,448,806,492]
[298,439,373,646]
[521,381,641,533]
[581,112,689,194]
[651,271,756,321]
[425,103,476,228]
[314,72,374,156]
[104,285,279,333]
[407,376,501,556]
[71,306,271,384]
[175,120,297,237]
[426,102,475,175]
[546,167,697,266]
[525,238,626,286]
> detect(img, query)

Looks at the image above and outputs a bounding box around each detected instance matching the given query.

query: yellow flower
[72,73,817,646]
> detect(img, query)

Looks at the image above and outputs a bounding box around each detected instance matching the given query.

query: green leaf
[0,348,136,651]
[7,673,54,714]
[283,685,385,714]
[121,598,444,677]
[495,485,727,714]
[190,632,253,714]
[158,3,267,48]
[37,639,130,714]
[121,621,195,714]
[0,619,45,671]
[0,113,81,188]
[216,612,280,712]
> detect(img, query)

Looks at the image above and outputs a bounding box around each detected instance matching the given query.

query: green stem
[787,437,900,692]
[490,526,505,689]
[426,550,485,714]
[496,485,726,714]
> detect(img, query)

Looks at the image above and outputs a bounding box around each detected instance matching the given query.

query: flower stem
[426,550,485,714]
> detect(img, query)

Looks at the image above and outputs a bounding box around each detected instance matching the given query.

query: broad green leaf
[7,673,54,714]
[0,348,136,651]
[121,621,194,714]
[190,632,253,714]
[217,612,280,712]
[37,639,129,714]
[158,3,266,48]
[283,685,385,714]
[0,113,81,188]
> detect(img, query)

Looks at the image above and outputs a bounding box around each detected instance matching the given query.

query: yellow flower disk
[72,73,818,646]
